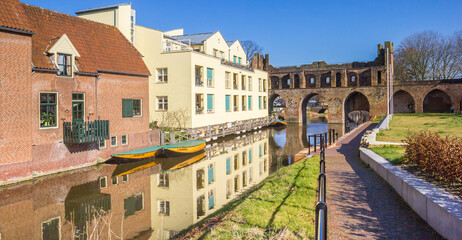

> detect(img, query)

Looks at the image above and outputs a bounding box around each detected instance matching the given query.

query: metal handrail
[315,134,328,240]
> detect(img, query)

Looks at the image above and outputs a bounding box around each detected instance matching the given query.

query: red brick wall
[0,30,33,174]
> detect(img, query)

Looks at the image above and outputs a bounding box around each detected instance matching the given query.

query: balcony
[63,120,109,144]
[221,59,253,71]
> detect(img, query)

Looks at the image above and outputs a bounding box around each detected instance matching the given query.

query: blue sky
[23,0,462,67]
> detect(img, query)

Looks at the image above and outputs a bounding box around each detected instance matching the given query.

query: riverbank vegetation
[177,157,319,239]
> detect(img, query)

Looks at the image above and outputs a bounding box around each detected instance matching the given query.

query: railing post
[314,134,317,152]
[308,135,311,155]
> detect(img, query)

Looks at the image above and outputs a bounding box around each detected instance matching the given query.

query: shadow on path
[325,123,442,239]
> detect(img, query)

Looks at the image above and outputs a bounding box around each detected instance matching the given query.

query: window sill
[57,75,73,79]
[156,82,168,84]
[207,111,215,114]
[111,145,117,147]
[156,109,168,112]
[40,126,59,130]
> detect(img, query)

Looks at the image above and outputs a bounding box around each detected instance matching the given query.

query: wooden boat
[111,158,159,177]
[279,121,287,125]
[162,139,206,156]
[158,151,206,172]
[112,145,162,160]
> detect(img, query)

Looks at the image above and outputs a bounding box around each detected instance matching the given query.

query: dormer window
[58,54,72,77]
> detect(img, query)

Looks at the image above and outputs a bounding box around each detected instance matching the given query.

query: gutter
[0,26,35,35]
[32,67,58,73]
[97,69,150,77]
[76,71,100,77]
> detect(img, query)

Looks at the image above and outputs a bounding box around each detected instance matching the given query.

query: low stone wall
[360,148,462,240]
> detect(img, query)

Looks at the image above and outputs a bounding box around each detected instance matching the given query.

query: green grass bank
[178,156,319,240]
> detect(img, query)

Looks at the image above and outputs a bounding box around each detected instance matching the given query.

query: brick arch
[392,90,415,113]
[270,76,280,90]
[281,74,290,89]
[344,91,370,126]
[305,74,316,88]
[423,89,452,113]
[299,92,322,125]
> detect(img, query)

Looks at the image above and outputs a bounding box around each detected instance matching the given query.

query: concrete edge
[360,147,462,240]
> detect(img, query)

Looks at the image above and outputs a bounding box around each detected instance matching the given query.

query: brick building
[0,0,158,185]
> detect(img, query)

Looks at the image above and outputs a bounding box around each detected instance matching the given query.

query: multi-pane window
[111,136,117,147]
[122,98,142,117]
[157,68,168,83]
[157,96,168,110]
[158,200,170,215]
[158,173,169,187]
[196,94,204,114]
[58,53,71,76]
[248,76,252,91]
[40,93,57,128]
[195,66,203,86]
[233,95,239,112]
[99,139,106,149]
[263,79,267,91]
[225,72,231,89]
[124,194,143,217]
[72,93,84,122]
[233,73,238,89]
[207,68,214,87]
[258,78,262,92]
[122,135,128,145]
[263,97,267,109]
[241,95,246,111]
[241,75,246,90]
[99,176,107,189]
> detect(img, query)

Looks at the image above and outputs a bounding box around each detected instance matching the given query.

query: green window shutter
[248,96,252,109]
[233,56,236,63]
[207,68,213,79]
[238,58,241,65]
[225,95,230,111]
[226,157,231,174]
[249,149,252,163]
[207,94,213,111]
[122,99,134,118]
[259,96,262,109]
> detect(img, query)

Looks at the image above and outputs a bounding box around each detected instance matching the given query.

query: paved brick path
[325,123,443,239]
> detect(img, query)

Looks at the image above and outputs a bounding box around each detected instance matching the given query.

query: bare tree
[394,30,462,81]
[241,40,263,65]
[158,108,190,131]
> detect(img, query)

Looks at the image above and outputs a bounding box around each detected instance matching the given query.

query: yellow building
[150,131,270,239]
[77,4,269,129]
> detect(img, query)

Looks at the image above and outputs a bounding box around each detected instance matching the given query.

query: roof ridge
[176,31,217,37]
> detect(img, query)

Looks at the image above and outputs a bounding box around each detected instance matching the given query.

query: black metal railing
[315,134,328,240]
[306,129,338,155]
[63,120,109,144]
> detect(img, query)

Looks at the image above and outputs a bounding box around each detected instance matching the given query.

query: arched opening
[294,74,300,88]
[347,72,358,87]
[305,74,316,88]
[301,93,327,125]
[336,73,341,87]
[344,92,370,131]
[423,89,452,113]
[270,76,280,90]
[281,74,290,89]
[269,94,286,116]
[320,73,331,88]
[393,90,415,113]
[359,70,371,86]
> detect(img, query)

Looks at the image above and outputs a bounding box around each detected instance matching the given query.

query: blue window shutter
[259,97,262,109]
[208,166,214,183]
[249,149,252,163]
[238,58,241,65]
[207,68,213,79]
[233,56,236,63]
[226,157,231,174]
[207,94,213,111]
[225,95,230,111]
[248,96,252,109]
[259,145,262,157]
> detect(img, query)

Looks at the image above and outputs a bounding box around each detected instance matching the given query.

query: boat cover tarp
[112,145,162,156]
[162,139,206,149]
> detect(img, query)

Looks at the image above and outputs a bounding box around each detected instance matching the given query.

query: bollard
[315,201,328,240]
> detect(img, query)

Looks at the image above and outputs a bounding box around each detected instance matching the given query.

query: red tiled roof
[0,0,31,32]
[21,3,150,76]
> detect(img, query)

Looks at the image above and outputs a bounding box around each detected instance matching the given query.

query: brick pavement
[325,123,443,239]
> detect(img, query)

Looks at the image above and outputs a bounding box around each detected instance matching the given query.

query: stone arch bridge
[269,79,462,124]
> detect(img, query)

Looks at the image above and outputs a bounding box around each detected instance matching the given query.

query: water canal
[0,119,344,240]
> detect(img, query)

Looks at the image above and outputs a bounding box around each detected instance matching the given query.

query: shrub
[404,131,462,184]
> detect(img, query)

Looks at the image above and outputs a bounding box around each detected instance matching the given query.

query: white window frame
[158,200,170,215]
[207,68,214,87]
[111,136,117,147]
[156,68,168,83]
[112,176,118,185]
[41,217,61,240]
[122,174,129,182]
[99,139,106,149]
[258,78,262,92]
[99,176,107,189]
[122,134,128,145]
[132,98,142,117]
[225,72,231,89]
[158,173,169,187]
[248,76,252,91]
[39,91,59,130]
[157,96,168,111]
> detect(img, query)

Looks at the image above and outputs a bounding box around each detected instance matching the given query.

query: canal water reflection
[0,120,343,240]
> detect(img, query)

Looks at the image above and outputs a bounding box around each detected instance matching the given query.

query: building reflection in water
[0,123,342,240]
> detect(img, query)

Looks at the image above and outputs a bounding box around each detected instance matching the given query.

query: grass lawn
[179,157,319,239]
[369,145,406,165]
[376,113,462,143]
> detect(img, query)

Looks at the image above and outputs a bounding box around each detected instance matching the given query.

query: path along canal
[0,120,342,239]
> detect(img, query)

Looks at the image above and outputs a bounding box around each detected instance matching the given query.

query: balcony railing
[221,59,253,71]
[63,120,109,144]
